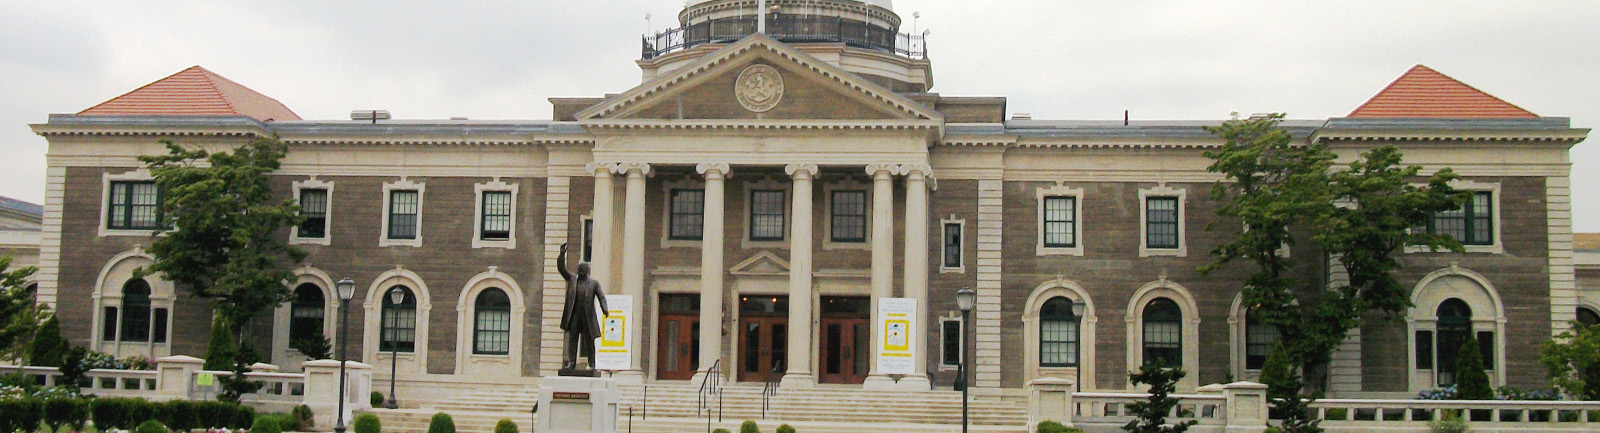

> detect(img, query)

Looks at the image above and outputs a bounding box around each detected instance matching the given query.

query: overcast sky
[2,1,1597,230]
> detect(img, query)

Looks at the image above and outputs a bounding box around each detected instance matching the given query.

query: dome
[687,0,892,9]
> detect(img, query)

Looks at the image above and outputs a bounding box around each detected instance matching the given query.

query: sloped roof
[1577,233,1600,252]
[1348,65,1536,119]
[0,196,42,219]
[78,66,300,121]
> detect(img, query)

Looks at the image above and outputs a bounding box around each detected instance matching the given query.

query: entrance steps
[366,382,1029,432]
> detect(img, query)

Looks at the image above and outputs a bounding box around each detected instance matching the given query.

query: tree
[138,134,305,402]
[203,316,237,371]
[0,255,39,358]
[1541,322,1600,400]
[1453,336,1492,400]
[28,315,65,367]
[1123,364,1198,433]
[1202,114,1463,429]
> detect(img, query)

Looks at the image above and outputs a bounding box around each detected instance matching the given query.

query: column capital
[586,162,619,177]
[695,162,731,177]
[615,162,652,176]
[784,163,819,179]
[898,163,933,178]
[865,163,899,177]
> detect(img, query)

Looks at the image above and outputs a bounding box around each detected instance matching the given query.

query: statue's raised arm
[557,243,572,281]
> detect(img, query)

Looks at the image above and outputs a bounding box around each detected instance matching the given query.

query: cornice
[580,119,942,132]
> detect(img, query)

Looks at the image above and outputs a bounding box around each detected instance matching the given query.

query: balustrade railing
[1070,392,1227,427]
[1309,398,1600,426]
[643,16,925,60]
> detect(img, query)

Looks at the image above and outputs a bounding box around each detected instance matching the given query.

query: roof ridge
[196,66,302,121]
[192,66,238,115]
[76,65,211,115]
[1347,64,1536,119]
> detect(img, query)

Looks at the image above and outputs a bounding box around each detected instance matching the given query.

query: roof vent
[450,116,469,121]
[351,110,391,124]
[1248,112,1274,119]
[1011,113,1032,120]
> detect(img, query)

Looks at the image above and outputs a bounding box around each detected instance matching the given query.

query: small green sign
[197,373,215,387]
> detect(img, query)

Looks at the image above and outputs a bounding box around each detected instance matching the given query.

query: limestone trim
[362,266,432,376]
[1035,183,1085,257]
[471,179,519,250]
[1124,278,1201,390]
[1137,184,1188,258]
[90,247,176,359]
[1547,176,1578,337]
[741,176,793,249]
[379,178,426,248]
[822,177,873,251]
[972,179,1004,394]
[1023,277,1098,391]
[1404,180,1503,254]
[658,176,706,249]
[35,166,65,306]
[538,176,573,375]
[453,267,526,376]
[99,168,160,237]
[289,177,334,246]
[1405,265,1507,391]
[271,266,338,367]
[939,215,966,274]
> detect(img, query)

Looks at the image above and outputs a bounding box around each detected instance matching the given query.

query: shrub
[353,413,382,433]
[1427,410,1469,433]
[92,397,161,430]
[1037,421,1082,433]
[251,415,284,433]
[29,315,65,367]
[775,424,796,433]
[1455,336,1492,400]
[739,420,760,433]
[493,418,518,433]
[162,400,197,432]
[57,346,90,390]
[232,405,256,429]
[712,430,731,433]
[253,414,299,433]
[136,419,169,433]
[0,398,45,433]
[1124,364,1198,433]
[291,405,315,431]
[43,397,89,431]
[203,318,236,371]
[427,413,455,433]
[371,391,385,407]
[291,336,332,360]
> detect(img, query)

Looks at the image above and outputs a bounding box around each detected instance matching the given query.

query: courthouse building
[27,0,1595,399]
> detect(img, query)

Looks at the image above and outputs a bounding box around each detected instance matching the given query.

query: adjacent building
[28,0,1592,399]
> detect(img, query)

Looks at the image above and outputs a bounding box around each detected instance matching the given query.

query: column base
[778,372,815,389]
[862,373,930,391]
[862,373,897,390]
[609,369,645,385]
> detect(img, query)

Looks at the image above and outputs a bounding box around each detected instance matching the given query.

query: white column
[586,162,617,283]
[694,163,730,383]
[615,162,651,384]
[863,163,899,389]
[782,163,819,388]
[898,163,932,390]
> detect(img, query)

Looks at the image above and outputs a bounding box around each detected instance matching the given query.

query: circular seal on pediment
[735,64,784,113]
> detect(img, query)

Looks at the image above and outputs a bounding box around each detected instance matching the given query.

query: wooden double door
[738,295,789,383]
[819,296,871,384]
[657,294,700,381]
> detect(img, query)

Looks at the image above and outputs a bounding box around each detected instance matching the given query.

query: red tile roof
[1577,233,1600,251]
[78,66,300,121]
[1348,65,1536,119]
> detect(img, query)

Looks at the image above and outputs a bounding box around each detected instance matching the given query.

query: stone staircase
[366,382,1030,433]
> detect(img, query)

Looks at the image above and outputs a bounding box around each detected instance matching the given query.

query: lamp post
[333,277,356,433]
[955,287,976,433]
[1072,299,1087,391]
[385,287,403,409]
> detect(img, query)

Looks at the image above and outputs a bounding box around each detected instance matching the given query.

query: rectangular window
[1042,196,1076,248]
[151,308,168,344]
[750,190,786,241]
[380,306,417,353]
[388,190,419,240]
[1427,191,1493,246]
[1415,330,1434,369]
[102,307,118,342]
[1245,320,1279,370]
[941,319,962,367]
[830,191,867,242]
[1146,197,1180,249]
[669,189,705,240]
[298,188,328,238]
[943,222,962,269]
[1041,319,1080,367]
[582,218,594,263]
[108,181,162,230]
[474,309,512,355]
[1477,331,1494,370]
[480,191,512,240]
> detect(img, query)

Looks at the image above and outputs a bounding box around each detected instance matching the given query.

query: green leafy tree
[0,255,39,358]
[28,314,65,367]
[291,333,332,360]
[204,317,236,370]
[1123,365,1197,433]
[1542,322,1600,400]
[137,135,305,403]
[1454,336,1492,400]
[1202,114,1463,430]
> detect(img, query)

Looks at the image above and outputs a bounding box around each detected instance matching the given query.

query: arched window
[1435,298,1473,386]
[1142,298,1182,368]
[1578,307,1600,327]
[1245,310,1280,370]
[289,284,326,344]
[473,288,512,355]
[380,286,417,353]
[1039,297,1079,367]
[119,279,152,342]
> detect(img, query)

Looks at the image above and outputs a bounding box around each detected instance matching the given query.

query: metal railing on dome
[643,16,926,60]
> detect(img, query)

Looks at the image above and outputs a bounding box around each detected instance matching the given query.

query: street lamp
[955,287,976,433]
[334,277,356,433]
[1072,299,1087,391]
[385,287,404,409]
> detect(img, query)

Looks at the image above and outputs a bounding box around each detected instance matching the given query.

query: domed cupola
[641,0,931,92]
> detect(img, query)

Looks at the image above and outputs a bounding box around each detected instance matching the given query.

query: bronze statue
[557,243,609,374]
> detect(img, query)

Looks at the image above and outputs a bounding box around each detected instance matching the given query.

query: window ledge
[939,266,966,274]
[1139,246,1187,258]
[100,228,161,238]
[660,238,703,249]
[472,238,516,250]
[380,238,422,248]
[290,236,330,246]
[1404,244,1503,254]
[742,239,789,250]
[823,240,869,251]
[1037,245,1084,257]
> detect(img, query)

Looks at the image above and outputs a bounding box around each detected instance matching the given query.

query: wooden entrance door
[657,294,700,380]
[819,317,870,384]
[738,316,787,382]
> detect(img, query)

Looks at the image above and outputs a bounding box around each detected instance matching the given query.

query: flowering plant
[1415,385,1455,400]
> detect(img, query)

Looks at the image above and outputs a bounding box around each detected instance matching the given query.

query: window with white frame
[1035,184,1084,256]
[1417,298,1494,386]
[1040,297,1080,367]
[669,189,705,240]
[940,317,963,367]
[106,278,168,344]
[298,189,329,239]
[107,181,162,230]
[1138,185,1187,257]
[941,219,964,271]
[1425,191,1494,246]
[1142,298,1183,368]
[1244,312,1279,370]
[480,192,512,240]
[750,189,786,241]
[830,190,867,243]
[380,286,418,353]
[289,284,326,345]
[381,179,425,247]
[581,217,594,263]
[472,288,512,355]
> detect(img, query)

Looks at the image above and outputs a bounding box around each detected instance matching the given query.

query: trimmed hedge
[775,424,796,433]
[493,418,518,433]
[0,398,45,433]
[739,420,760,433]
[255,414,300,433]
[43,398,89,431]
[427,413,455,433]
[1036,421,1083,433]
[292,404,315,431]
[251,415,284,433]
[136,419,169,433]
[353,413,382,433]
[371,391,385,407]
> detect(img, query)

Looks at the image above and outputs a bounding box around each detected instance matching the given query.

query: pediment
[577,35,939,122]
[728,250,791,277]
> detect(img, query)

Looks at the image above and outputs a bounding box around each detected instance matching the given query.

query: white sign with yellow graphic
[595,295,632,371]
[876,297,917,375]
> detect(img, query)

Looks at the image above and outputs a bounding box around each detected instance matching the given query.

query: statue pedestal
[537,376,619,433]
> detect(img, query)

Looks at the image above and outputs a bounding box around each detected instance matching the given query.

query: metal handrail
[761,360,783,419]
[643,16,926,60]
[697,359,723,432]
